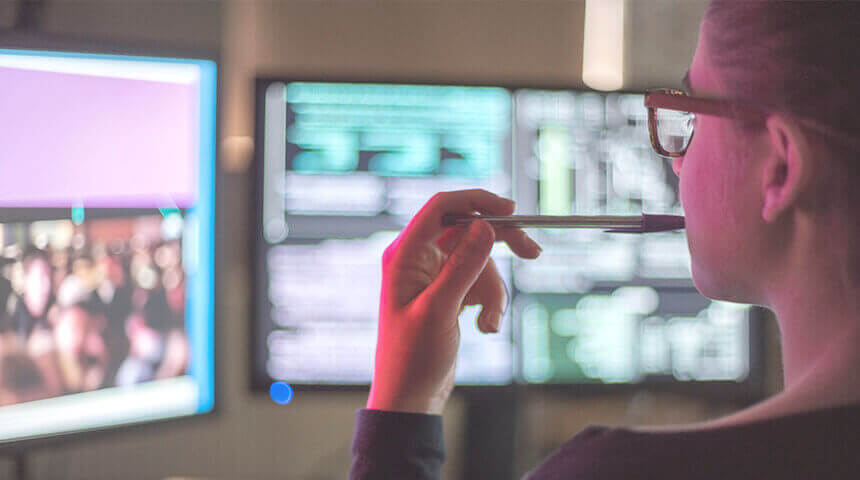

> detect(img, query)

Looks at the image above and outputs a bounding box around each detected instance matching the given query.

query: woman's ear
[761,115,813,223]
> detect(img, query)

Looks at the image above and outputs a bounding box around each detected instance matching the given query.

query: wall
[0,1,16,29]
[0,1,783,479]
[625,0,708,90]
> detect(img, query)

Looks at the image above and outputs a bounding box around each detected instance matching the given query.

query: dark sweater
[350,403,860,479]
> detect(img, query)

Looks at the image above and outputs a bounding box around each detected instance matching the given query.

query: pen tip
[642,214,685,232]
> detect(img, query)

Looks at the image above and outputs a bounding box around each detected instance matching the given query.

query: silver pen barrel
[442,215,642,229]
[441,214,685,233]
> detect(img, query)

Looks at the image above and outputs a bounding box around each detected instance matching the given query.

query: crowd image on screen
[0,215,189,406]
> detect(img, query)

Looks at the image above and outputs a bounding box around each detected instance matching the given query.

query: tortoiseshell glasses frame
[644,88,767,158]
[645,87,860,157]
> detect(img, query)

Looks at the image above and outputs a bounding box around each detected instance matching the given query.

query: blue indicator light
[270,382,294,405]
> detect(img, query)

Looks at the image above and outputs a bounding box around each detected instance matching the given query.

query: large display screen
[252,80,760,394]
[511,90,752,385]
[0,48,216,444]
[254,81,514,386]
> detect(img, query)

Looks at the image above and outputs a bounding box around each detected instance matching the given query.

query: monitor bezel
[0,30,221,455]
[248,76,768,403]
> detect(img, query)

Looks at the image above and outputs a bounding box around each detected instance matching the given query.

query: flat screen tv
[0,42,217,448]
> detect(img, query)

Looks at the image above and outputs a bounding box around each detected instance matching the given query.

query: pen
[441,213,685,234]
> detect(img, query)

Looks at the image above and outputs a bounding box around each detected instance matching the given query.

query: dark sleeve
[349,408,446,480]
[521,426,612,479]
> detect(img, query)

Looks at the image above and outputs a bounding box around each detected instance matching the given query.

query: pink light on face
[678,32,769,305]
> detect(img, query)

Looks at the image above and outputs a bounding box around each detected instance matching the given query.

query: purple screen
[0,63,199,208]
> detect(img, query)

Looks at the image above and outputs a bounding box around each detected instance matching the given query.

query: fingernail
[478,309,489,333]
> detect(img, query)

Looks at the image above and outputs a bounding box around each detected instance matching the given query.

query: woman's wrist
[367,387,447,415]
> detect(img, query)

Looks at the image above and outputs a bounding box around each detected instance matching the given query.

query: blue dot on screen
[270,382,294,405]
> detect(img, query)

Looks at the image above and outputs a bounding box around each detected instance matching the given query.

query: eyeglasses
[644,88,767,158]
[645,87,860,157]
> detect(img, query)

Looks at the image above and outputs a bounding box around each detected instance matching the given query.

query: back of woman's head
[703,0,860,210]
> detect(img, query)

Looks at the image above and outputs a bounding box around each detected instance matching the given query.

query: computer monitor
[252,79,515,389]
[511,89,763,397]
[250,79,764,399]
[0,45,216,446]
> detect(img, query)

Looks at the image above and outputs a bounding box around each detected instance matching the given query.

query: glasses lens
[655,108,694,155]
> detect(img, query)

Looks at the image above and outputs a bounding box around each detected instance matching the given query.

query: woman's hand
[367,189,542,414]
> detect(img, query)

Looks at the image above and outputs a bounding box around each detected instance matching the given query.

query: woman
[350,1,860,478]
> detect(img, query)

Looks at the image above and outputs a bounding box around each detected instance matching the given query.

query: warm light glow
[221,135,254,172]
[582,0,625,91]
